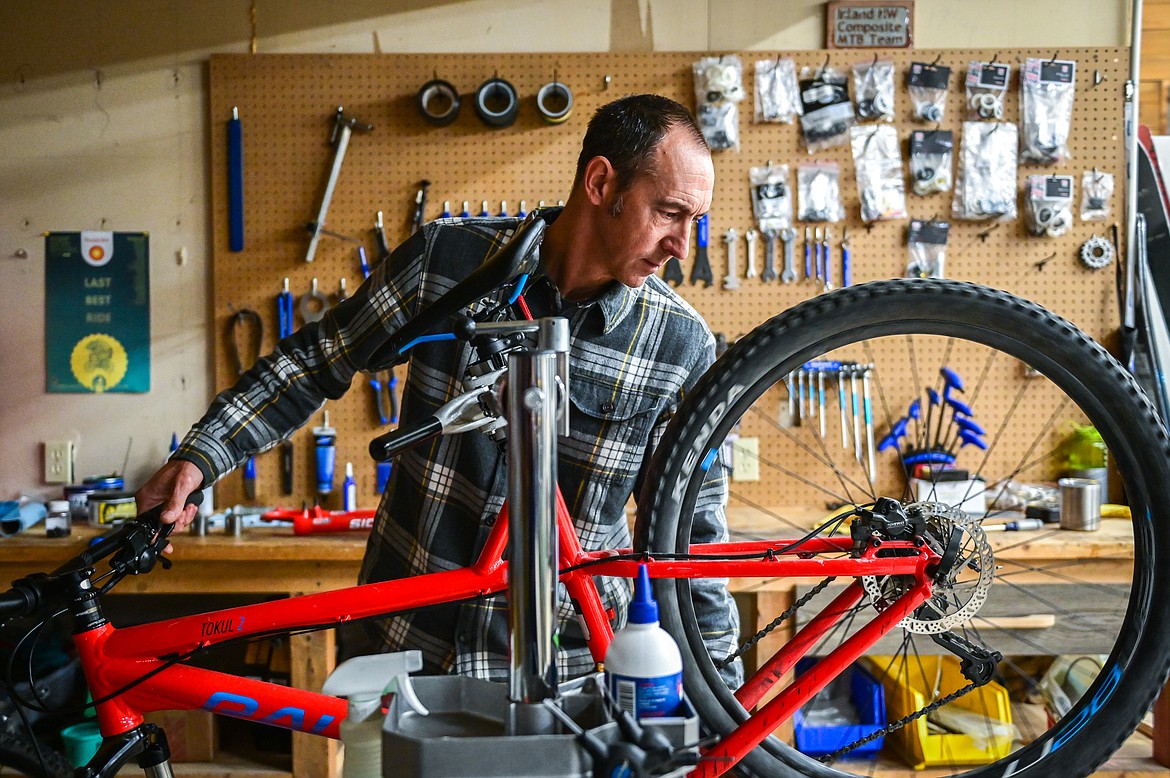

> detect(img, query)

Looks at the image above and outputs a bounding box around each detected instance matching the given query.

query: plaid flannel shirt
[176,209,739,681]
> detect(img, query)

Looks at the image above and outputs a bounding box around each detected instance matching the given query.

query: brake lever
[108,492,201,576]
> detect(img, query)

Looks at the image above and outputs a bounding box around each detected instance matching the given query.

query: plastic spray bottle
[322,651,428,778]
[604,564,683,718]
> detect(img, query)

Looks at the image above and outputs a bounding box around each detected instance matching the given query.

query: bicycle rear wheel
[638,280,1170,777]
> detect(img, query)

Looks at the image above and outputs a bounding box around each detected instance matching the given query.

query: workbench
[1,516,1166,777]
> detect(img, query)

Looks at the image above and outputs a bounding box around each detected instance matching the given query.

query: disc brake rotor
[861,502,995,634]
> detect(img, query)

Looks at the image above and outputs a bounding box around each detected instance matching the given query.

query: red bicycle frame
[73,487,938,777]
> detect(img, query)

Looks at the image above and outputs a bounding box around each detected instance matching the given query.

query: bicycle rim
[638,280,1170,777]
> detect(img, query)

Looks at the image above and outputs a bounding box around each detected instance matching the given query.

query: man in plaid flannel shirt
[137,94,740,683]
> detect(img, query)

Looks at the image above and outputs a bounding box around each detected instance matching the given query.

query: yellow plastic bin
[864,655,1013,769]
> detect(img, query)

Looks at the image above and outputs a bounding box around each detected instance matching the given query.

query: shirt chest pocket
[567,379,662,467]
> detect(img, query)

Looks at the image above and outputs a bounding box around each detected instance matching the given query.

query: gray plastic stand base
[382,675,698,778]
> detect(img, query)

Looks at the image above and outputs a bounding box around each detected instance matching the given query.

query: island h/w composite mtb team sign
[827,1,914,49]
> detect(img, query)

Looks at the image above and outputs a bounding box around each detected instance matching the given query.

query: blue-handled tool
[879,417,909,452]
[690,214,713,287]
[878,431,901,452]
[227,107,245,252]
[841,228,852,287]
[358,246,370,279]
[804,227,813,279]
[243,455,256,500]
[923,388,940,451]
[814,227,824,284]
[958,428,988,450]
[370,374,389,425]
[940,367,965,400]
[953,416,985,435]
[277,278,294,339]
[946,396,975,418]
[907,398,922,446]
[944,414,985,453]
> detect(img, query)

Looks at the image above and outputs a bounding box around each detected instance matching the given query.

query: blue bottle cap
[627,564,658,624]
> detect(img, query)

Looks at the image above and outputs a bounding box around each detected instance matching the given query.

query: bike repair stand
[381,316,698,777]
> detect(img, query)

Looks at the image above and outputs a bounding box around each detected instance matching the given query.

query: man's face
[595,128,714,289]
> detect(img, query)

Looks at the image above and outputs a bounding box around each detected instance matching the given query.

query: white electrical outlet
[731,437,760,482]
[43,440,74,484]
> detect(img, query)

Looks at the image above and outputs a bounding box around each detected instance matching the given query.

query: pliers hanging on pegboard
[369,368,399,426]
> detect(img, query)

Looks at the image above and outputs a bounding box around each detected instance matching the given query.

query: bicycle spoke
[644,281,1170,778]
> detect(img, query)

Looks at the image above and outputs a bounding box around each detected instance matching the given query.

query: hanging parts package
[907,219,951,279]
[965,60,1011,120]
[1020,57,1076,164]
[693,54,745,151]
[754,56,801,123]
[909,129,954,195]
[750,163,793,233]
[798,62,855,152]
[953,121,1019,221]
[853,58,896,122]
[1025,175,1074,238]
[907,60,952,123]
[1081,170,1114,221]
[797,162,845,223]
[850,125,907,223]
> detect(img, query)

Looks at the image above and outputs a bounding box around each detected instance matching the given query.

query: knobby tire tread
[0,732,72,778]
[637,279,1170,777]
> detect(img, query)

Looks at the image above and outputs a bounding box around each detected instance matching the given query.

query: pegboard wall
[208,49,1128,509]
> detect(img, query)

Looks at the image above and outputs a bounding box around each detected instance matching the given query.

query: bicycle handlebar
[0,491,202,623]
[369,416,443,461]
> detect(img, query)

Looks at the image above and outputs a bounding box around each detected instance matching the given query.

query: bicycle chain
[817,681,979,764]
[714,576,836,671]
[713,568,988,764]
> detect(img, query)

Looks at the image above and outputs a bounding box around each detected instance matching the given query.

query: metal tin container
[88,490,136,526]
[63,483,100,521]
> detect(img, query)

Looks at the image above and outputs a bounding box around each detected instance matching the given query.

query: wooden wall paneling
[208,49,1127,510]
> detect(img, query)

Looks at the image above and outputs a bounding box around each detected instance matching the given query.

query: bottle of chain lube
[604,564,683,718]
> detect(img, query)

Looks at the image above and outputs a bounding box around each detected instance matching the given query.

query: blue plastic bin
[792,659,886,759]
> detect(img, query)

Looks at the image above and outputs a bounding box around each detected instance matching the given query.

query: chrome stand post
[503,317,569,734]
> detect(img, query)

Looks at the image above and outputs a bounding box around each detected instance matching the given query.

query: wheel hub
[861,501,995,634]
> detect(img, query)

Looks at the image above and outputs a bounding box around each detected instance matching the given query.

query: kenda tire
[636,279,1170,777]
